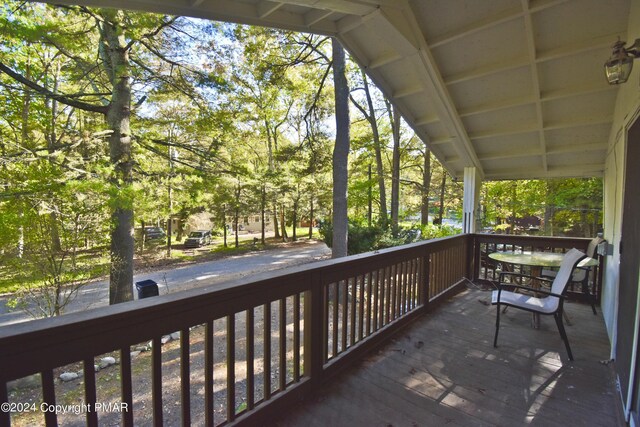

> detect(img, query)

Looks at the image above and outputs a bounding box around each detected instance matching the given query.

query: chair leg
[582,280,597,315]
[494,303,501,347]
[554,312,574,361]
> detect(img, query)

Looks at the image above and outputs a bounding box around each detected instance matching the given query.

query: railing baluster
[84,357,98,427]
[402,261,407,314]
[332,282,338,357]
[279,298,286,391]
[152,337,163,426]
[376,269,383,330]
[264,302,272,399]
[205,321,214,427]
[180,329,191,427]
[120,348,134,427]
[350,277,357,346]
[341,279,348,352]
[227,314,236,422]
[293,293,300,382]
[0,381,8,427]
[385,266,392,325]
[358,275,365,341]
[390,264,397,321]
[366,272,372,336]
[246,309,255,410]
[398,262,404,315]
[322,283,329,363]
[41,370,57,427]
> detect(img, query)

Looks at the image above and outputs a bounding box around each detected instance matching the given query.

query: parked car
[184,230,212,248]
[143,226,166,241]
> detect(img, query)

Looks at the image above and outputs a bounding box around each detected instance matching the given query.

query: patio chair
[492,248,586,361]
[541,237,603,315]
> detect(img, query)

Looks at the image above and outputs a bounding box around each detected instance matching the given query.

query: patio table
[488,250,596,328]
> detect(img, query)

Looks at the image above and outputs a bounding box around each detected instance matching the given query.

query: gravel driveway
[0,240,331,327]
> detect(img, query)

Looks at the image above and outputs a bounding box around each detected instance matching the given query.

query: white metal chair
[492,248,587,360]
[541,237,603,315]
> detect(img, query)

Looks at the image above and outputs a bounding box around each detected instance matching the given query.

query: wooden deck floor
[274,287,623,427]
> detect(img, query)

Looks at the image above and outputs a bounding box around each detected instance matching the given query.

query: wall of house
[602,0,640,353]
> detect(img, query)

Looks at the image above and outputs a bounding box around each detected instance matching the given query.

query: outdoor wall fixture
[605,39,640,85]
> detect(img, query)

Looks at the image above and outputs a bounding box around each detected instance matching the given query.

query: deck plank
[274,289,622,426]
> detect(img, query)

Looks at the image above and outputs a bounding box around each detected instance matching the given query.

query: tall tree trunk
[261,184,266,245]
[273,201,280,239]
[544,180,555,236]
[510,181,517,234]
[101,10,135,304]
[309,196,314,239]
[46,61,62,253]
[293,186,299,241]
[17,57,31,259]
[437,173,446,224]
[360,70,387,228]
[280,203,287,241]
[387,101,401,236]
[368,163,373,227]
[222,204,228,248]
[332,38,350,258]
[234,181,241,248]
[234,206,239,248]
[421,148,431,226]
[166,141,173,258]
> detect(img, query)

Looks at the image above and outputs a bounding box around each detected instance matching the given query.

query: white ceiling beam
[456,85,614,119]
[541,84,616,102]
[441,35,618,87]
[443,155,461,163]
[39,0,340,35]
[257,1,284,19]
[393,85,424,99]
[444,57,530,85]
[544,117,613,131]
[546,143,607,155]
[479,150,542,161]
[427,0,570,49]
[281,0,375,15]
[304,9,333,26]
[337,14,364,34]
[536,33,618,63]
[415,114,439,126]
[428,7,524,48]
[486,165,603,180]
[528,0,571,13]
[430,136,453,145]
[458,95,536,118]
[521,0,547,172]
[368,52,404,70]
[470,126,538,140]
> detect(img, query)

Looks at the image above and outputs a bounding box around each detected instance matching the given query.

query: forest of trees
[0,2,602,315]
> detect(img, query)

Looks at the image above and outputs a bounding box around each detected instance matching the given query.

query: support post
[462,167,481,233]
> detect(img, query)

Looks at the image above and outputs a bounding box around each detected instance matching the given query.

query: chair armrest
[496,283,565,299]
[498,271,553,284]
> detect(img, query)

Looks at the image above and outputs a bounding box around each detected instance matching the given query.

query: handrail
[0,234,471,426]
[2,233,600,426]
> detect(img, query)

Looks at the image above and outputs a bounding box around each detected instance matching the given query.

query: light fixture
[605,38,640,85]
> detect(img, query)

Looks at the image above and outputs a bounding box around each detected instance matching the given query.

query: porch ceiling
[44,0,631,180]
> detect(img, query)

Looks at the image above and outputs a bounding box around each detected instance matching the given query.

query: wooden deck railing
[0,234,470,427]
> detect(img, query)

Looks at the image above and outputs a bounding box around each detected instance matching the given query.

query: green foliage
[319,218,459,255]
